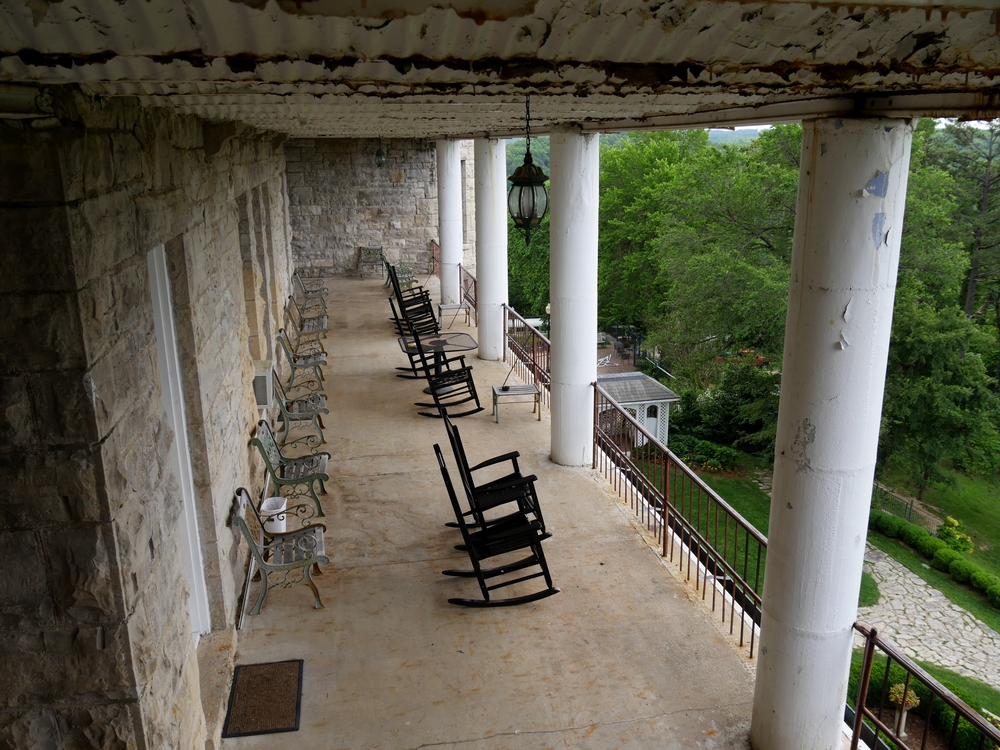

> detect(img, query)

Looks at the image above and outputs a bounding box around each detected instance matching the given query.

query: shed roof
[598,372,680,405]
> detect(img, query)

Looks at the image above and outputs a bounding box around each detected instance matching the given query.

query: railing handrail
[853,622,1000,745]
[503,303,551,346]
[594,383,769,548]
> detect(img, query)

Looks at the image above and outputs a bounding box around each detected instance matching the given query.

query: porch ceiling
[3,0,1000,138]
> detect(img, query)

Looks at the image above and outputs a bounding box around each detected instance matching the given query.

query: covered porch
[224,276,755,748]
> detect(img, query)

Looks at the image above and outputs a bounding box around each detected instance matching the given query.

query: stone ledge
[197,626,237,750]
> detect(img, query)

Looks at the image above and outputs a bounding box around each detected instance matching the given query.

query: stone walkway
[859,545,1000,690]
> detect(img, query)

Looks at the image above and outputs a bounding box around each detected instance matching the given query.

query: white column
[437,139,463,304]
[549,125,600,466]
[474,137,508,360]
[750,118,913,750]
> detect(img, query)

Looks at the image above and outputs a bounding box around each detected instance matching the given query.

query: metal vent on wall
[253,361,273,410]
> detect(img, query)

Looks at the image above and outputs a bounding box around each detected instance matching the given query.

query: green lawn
[882,465,1000,579]
[657,471,882,608]
[859,572,880,607]
[918,661,1000,716]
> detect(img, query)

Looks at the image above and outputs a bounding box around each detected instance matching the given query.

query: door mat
[222,659,303,737]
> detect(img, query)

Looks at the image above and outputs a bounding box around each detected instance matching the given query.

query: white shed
[597,372,681,446]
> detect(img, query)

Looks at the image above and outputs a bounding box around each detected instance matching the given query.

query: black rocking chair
[410,332,483,418]
[441,410,546,533]
[434,444,559,608]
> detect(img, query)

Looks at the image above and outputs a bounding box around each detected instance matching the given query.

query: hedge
[971,570,1000,593]
[867,512,1000,613]
[950,559,978,585]
[932,547,963,572]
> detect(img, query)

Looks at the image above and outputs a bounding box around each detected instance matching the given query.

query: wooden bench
[232,487,329,618]
[250,419,328,522]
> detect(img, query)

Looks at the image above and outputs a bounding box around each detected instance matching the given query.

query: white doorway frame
[147,244,213,637]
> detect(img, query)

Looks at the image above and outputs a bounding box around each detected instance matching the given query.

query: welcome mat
[222,660,303,737]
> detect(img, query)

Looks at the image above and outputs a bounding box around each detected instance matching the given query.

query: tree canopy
[504,121,1000,485]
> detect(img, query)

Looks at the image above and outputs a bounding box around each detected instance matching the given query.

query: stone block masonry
[0,86,295,749]
[286,138,476,277]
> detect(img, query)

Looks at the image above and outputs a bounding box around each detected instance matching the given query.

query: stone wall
[0,87,294,749]
[285,138,477,278]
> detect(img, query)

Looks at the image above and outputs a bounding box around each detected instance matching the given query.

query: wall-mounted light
[375,137,386,168]
[507,96,549,245]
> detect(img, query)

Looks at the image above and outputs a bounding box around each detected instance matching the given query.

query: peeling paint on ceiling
[2,0,1000,137]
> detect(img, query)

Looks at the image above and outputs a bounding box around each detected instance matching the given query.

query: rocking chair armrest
[469,451,521,472]
[476,473,536,493]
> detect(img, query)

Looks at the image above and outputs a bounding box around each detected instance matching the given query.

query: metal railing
[458,264,478,326]
[593,385,767,657]
[503,304,551,407]
[851,623,1000,750]
[872,482,914,523]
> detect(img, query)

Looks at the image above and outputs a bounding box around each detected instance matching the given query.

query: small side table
[437,302,471,328]
[492,384,541,424]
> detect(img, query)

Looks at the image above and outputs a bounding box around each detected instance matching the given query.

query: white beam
[437,139,462,304]
[549,125,599,467]
[750,117,913,750]
[474,137,508,360]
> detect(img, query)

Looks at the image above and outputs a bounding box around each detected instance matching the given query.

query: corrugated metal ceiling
[2,0,1000,137]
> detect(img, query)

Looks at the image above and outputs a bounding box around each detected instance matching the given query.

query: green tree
[879,281,1000,499]
[507,213,550,317]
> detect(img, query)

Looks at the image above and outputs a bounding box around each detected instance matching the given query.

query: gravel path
[858,544,1000,690]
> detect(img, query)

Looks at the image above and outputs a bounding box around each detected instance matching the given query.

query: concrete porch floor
[222,277,754,750]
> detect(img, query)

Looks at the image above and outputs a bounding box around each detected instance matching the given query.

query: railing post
[851,626,877,750]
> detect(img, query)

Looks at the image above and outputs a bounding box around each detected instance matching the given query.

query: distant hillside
[708,129,765,145]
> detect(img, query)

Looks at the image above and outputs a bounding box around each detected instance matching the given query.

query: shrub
[868,509,889,530]
[916,535,948,559]
[938,516,975,553]
[988,585,1000,609]
[879,514,905,538]
[948,559,978,585]
[971,570,1000,593]
[932,547,962,572]
[899,523,930,547]
[931,548,962,572]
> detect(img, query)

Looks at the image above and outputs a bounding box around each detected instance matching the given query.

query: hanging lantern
[375,138,386,168]
[507,97,549,245]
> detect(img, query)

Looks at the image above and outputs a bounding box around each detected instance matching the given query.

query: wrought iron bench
[273,375,327,449]
[433,445,559,608]
[293,272,327,314]
[294,270,328,295]
[232,487,329,618]
[358,245,385,279]
[287,294,328,337]
[282,324,326,358]
[276,330,325,391]
[250,419,328,522]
